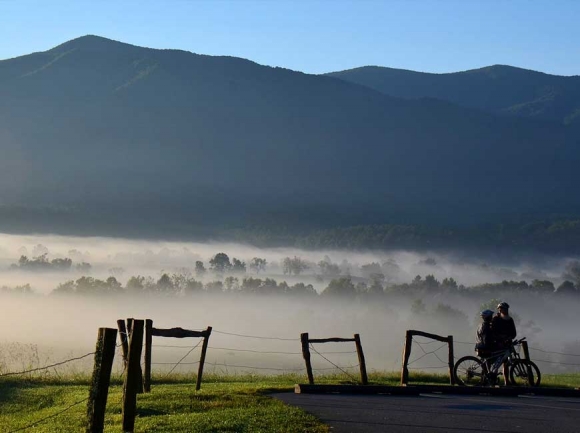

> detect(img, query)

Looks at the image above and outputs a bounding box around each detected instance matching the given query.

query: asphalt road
[272,392,580,432]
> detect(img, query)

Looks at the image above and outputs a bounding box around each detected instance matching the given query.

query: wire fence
[7,397,89,433]
[0,351,95,378]
[145,328,364,379]
[2,328,580,432]
[405,338,580,372]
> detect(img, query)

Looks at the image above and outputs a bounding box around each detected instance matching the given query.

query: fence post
[144,319,153,393]
[448,335,455,385]
[300,333,314,385]
[122,319,144,433]
[195,326,212,391]
[353,334,368,385]
[117,319,129,368]
[521,340,534,385]
[87,327,117,433]
[401,330,413,385]
[126,318,143,394]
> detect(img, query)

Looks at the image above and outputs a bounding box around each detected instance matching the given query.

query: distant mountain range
[327,65,580,126]
[0,36,579,245]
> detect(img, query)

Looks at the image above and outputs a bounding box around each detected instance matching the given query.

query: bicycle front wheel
[454,356,485,386]
[509,359,541,387]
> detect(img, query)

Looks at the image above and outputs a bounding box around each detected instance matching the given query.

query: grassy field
[1,372,579,432]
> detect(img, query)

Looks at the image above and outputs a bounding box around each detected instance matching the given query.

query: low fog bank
[0,232,578,295]
[1,232,579,377]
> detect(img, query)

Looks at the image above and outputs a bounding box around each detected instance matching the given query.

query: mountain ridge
[0,36,579,243]
[327,65,580,125]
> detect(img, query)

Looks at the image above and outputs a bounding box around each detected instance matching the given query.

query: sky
[0,0,579,76]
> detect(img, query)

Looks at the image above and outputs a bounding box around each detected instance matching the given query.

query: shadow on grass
[137,407,168,417]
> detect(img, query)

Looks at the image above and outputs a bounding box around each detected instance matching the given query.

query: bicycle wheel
[454,356,485,386]
[509,359,541,387]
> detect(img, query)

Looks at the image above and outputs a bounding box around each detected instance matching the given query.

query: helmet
[497,302,510,310]
[480,309,494,320]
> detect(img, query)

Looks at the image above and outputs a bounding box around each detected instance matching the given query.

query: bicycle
[454,337,541,387]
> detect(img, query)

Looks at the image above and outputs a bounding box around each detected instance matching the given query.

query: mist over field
[1,232,579,378]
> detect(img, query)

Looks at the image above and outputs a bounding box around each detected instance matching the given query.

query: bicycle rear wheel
[454,356,485,386]
[509,360,541,387]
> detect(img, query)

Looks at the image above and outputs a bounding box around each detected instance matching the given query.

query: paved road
[273,392,580,432]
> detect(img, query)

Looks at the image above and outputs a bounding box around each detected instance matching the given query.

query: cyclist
[491,301,517,384]
[475,309,495,382]
[475,309,494,356]
[492,301,517,346]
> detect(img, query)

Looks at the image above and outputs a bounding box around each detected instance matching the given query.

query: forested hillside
[1,36,579,247]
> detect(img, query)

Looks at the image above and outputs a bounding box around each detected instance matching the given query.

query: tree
[52,280,75,295]
[556,280,577,295]
[441,277,458,290]
[157,273,175,293]
[249,257,267,274]
[282,256,309,276]
[76,262,92,273]
[360,262,382,278]
[195,261,207,277]
[224,276,239,291]
[318,258,341,277]
[231,258,246,273]
[205,281,223,293]
[209,253,231,273]
[51,258,72,271]
[184,278,203,294]
[288,282,316,296]
[424,274,440,289]
[126,276,145,292]
[241,277,262,293]
[531,279,555,293]
[322,276,356,297]
[105,276,122,292]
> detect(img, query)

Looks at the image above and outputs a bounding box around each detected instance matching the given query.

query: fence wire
[7,397,89,433]
[0,351,95,377]
[309,344,360,383]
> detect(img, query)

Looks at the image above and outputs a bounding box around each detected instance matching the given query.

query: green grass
[1,372,579,432]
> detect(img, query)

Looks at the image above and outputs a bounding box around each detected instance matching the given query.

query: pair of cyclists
[475,302,517,384]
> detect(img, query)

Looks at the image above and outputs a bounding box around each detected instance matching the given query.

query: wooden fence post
[144,319,152,393]
[122,319,144,433]
[86,327,117,433]
[401,330,413,385]
[126,318,143,394]
[195,326,212,391]
[521,340,534,384]
[448,335,455,385]
[117,319,129,368]
[301,333,314,385]
[353,334,368,385]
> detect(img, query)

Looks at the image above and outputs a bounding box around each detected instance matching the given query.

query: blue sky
[1,0,578,75]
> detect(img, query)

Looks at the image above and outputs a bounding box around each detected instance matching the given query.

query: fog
[1,232,579,378]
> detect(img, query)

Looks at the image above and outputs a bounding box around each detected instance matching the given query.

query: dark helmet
[480,309,494,321]
[497,301,510,310]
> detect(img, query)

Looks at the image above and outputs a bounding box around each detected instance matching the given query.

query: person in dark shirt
[491,301,517,347]
[491,301,517,385]
[475,309,494,357]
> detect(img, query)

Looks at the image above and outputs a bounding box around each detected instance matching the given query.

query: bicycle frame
[480,338,525,379]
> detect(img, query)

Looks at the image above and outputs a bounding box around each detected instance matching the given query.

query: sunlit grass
[1,371,579,432]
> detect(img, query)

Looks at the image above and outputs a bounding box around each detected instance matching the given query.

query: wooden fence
[400,330,455,385]
[300,332,368,385]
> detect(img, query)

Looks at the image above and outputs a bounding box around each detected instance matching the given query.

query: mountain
[326,65,580,125]
[1,36,579,241]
